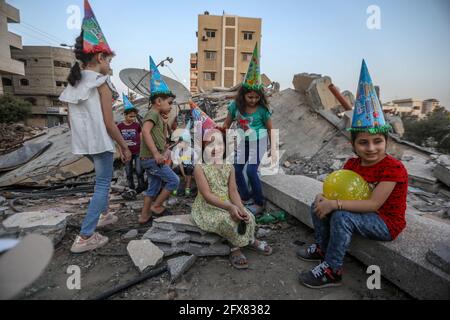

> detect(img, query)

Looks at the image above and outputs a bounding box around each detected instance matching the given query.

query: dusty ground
[11,193,410,301]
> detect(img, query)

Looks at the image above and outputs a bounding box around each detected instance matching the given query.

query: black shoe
[296,244,325,262]
[298,261,342,289]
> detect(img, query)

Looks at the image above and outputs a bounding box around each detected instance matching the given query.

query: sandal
[229,249,249,270]
[151,208,173,217]
[248,240,273,256]
[138,214,153,225]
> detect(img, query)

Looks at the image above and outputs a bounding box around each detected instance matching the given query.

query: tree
[0,95,32,123]
[403,107,450,153]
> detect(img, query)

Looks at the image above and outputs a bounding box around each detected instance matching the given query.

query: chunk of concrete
[434,164,450,188]
[143,226,191,246]
[153,215,207,235]
[122,229,139,240]
[2,210,70,245]
[167,255,197,283]
[261,174,450,300]
[188,232,222,245]
[426,243,450,274]
[306,76,341,111]
[292,73,321,94]
[127,240,164,272]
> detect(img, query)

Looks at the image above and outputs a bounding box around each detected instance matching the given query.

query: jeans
[142,159,180,197]
[234,138,267,207]
[310,205,392,271]
[124,154,145,190]
[80,152,114,237]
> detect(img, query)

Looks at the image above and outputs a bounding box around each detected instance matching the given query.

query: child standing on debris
[297,60,408,289]
[59,0,131,254]
[117,94,146,193]
[138,56,180,225]
[192,132,273,269]
[222,43,272,216]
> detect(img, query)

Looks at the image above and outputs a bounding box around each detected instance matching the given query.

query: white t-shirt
[59,70,116,155]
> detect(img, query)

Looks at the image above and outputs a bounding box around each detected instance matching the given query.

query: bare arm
[98,83,128,149]
[265,118,273,149]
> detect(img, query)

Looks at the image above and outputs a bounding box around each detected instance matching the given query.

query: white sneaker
[70,232,109,254]
[97,213,118,228]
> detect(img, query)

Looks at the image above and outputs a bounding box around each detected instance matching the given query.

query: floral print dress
[191,164,256,248]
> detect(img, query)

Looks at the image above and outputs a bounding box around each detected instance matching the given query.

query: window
[205,29,216,38]
[2,77,13,86]
[191,63,197,69]
[204,72,216,81]
[54,60,72,68]
[243,32,254,40]
[56,81,68,87]
[242,53,252,62]
[205,51,216,60]
[20,79,29,86]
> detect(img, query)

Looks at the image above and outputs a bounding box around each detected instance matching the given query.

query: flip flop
[229,251,249,270]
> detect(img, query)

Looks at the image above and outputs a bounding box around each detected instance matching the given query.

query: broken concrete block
[292,73,321,94]
[127,240,164,272]
[143,227,190,246]
[2,210,70,245]
[167,255,197,283]
[426,243,450,274]
[434,164,450,188]
[153,215,206,235]
[306,76,341,111]
[122,229,138,240]
[188,232,222,245]
[436,155,450,167]
[256,228,271,238]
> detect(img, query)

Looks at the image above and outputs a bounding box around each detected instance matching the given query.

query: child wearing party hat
[59,0,131,254]
[138,56,180,225]
[222,43,273,216]
[297,60,408,289]
[117,94,146,193]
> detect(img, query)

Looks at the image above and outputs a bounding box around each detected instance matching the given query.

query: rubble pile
[0,123,46,154]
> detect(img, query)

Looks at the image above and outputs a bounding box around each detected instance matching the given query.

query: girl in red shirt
[298,60,408,289]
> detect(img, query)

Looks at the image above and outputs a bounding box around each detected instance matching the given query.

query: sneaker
[70,232,109,254]
[296,244,325,262]
[97,213,118,228]
[298,261,343,289]
[185,188,191,197]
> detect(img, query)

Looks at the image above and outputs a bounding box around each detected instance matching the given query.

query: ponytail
[67,62,82,86]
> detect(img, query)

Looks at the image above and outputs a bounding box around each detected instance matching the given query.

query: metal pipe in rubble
[328,84,353,111]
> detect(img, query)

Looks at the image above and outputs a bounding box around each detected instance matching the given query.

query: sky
[7,0,450,107]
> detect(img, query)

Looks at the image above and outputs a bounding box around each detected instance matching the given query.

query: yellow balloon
[323,170,372,201]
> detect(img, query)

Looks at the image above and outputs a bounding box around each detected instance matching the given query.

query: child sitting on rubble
[138,56,180,225]
[297,60,408,289]
[191,130,273,270]
[221,44,272,216]
[59,1,131,254]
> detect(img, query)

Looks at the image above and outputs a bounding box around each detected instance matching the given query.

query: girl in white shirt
[60,31,131,253]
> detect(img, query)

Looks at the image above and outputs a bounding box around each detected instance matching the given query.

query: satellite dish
[119,68,191,104]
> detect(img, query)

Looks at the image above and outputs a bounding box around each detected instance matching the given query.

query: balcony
[5,3,20,23]
[8,31,23,50]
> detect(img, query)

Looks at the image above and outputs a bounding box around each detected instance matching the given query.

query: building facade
[383,98,441,119]
[2,46,74,127]
[0,0,25,95]
[195,12,261,91]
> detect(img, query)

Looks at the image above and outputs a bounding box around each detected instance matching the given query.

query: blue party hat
[149,56,173,98]
[348,60,391,134]
[123,93,137,112]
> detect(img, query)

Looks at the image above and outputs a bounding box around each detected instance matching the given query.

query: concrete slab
[261,174,450,299]
[167,255,197,283]
[153,215,207,235]
[143,227,191,246]
[2,210,70,245]
[434,164,450,188]
[127,240,164,272]
[426,243,450,274]
[156,242,230,258]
